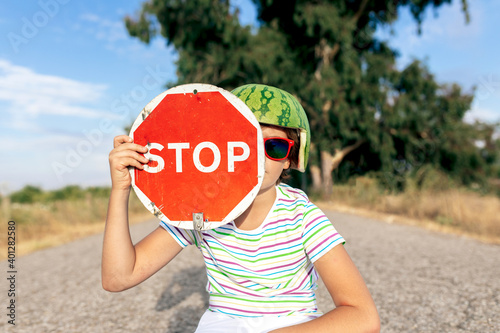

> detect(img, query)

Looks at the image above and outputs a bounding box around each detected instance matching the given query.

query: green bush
[47,185,85,201]
[10,185,43,204]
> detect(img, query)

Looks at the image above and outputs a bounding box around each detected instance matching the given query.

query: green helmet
[232,84,310,172]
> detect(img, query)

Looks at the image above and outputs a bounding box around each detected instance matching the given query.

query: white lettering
[227,142,250,172]
[76,140,92,157]
[143,143,165,173]
[21,17,38,38]
[7,33,28,53]
[32,11,49,27]
[51,161,72,181]
[131,86,147,102]
[66,149,82,168]
[83,128,103,145]
[167,143,190,172]
[141,141,250,173]
[193,142,221,173]
[38,0,60,17]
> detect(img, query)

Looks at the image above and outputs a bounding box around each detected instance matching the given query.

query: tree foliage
[10,185,44,204]
[9,185,111,204]
[125,0,498,195]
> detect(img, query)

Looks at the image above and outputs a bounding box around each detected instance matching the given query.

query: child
[102,84,380,332]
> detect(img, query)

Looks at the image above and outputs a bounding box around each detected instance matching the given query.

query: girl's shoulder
[276,183,310,203]
[275,184,332,223]
[275,184,315,214]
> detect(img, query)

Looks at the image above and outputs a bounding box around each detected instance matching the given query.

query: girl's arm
[271,245,380,332]
[101,135,183,292]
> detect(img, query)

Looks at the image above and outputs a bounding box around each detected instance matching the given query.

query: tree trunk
[321,150,335,198]
[320,140,366,198]
[312,3,370,197]
[310,165,322,193]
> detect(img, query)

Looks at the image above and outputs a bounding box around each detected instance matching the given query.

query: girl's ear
[284,159,291,170]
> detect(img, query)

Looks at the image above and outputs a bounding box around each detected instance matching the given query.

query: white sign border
[129,83,265,230]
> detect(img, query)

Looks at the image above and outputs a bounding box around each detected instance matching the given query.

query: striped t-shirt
[161,184,345,318]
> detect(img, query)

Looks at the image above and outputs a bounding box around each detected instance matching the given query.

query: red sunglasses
[264,137,294,161]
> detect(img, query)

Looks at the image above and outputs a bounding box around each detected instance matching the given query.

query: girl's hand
[108,135,149,191]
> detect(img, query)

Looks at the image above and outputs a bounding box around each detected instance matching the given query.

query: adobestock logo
[51,65,170,183]
[7,0,71,53]
[51,118,118,182]
[109,65,171,119]
[476,74,500,101]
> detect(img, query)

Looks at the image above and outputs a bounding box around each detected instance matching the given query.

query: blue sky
[1,0,499,193]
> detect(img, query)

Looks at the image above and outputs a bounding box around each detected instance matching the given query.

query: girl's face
[259,125,291,193]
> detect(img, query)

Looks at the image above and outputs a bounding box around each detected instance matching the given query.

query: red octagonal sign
[129,84,264,230]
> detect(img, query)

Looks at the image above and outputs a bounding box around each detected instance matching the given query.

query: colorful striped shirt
[160,184,345,318]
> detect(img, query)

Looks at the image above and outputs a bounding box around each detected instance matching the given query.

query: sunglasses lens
[265,139,290,160]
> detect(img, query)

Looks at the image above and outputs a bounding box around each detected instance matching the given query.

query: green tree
[47,185,85,201]
[124,0,497,196]
[377,61,479,189]
[125,0,254,87]
[10,185,43,204]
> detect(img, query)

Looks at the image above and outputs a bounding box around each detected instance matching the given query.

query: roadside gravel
[1,210,499,332]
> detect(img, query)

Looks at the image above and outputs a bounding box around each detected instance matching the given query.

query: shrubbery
[8,185,111,204]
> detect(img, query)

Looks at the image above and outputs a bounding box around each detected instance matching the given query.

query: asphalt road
[1,210,499,332]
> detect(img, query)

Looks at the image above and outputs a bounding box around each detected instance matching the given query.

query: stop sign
[129,84,264,230]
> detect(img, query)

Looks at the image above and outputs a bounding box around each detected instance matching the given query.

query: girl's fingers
[110,136,149,173]
[113,138,148,155]
[111,157,145,172]
[111,149,149,164]
[114,135,133,148]
[130,144,148,154]
[121,157,145,170]
[113,136,148,153]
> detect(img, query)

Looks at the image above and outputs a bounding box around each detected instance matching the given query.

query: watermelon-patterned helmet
[231,84,310,172]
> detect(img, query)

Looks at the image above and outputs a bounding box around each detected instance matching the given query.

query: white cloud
[465,105,500,124]
[417,1,481,40]
[79,12,128,44]
[475,73,500,100]
[74,11,174,58]
[0,59,108,118]
[80,13,101,22]
[378,0,482,68]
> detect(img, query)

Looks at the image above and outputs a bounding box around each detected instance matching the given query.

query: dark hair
[260,124,300,184]
[278,127,300,184]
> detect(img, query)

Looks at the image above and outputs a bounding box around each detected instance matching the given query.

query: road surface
[1,210,499,332]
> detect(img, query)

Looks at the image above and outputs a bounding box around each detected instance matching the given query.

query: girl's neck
[234,184,278,231]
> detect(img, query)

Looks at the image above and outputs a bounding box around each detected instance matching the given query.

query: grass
[1,179,499,260]
[317,177,500,244]
[0,191,151,260]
